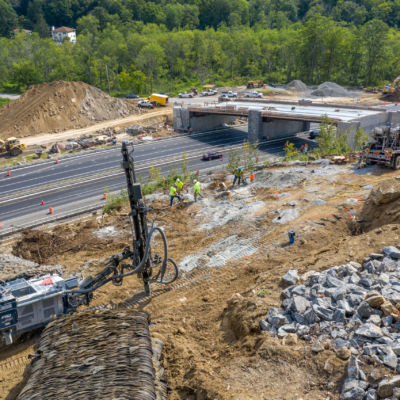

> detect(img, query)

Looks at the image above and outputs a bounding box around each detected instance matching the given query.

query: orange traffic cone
[6,170,10,177]
[250,174,254,182]
[49,207,53,214]
[41,200,44,205]
[103,193,107,200]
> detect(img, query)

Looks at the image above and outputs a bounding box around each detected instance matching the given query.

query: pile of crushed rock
[285,80,307,92]
[0,253,64,281]
[311,82,352,97]
[260,246,400,399]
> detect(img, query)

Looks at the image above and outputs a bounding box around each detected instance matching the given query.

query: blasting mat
[17,310,165,400]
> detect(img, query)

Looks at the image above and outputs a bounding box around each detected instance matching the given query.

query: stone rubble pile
[260,246,400,399]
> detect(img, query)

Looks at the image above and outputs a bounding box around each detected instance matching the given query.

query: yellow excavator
[0,137,27,156]
[383,76,400,95]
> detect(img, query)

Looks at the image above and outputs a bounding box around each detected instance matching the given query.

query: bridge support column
[248,109,262,143]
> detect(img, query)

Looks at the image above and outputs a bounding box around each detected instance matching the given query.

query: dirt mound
[285,80,307,91]
[311,81,351,97]
[359,178,400,231]
[0,81,135,139]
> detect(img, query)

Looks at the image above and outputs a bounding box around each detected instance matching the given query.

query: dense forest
[1,0,400,93]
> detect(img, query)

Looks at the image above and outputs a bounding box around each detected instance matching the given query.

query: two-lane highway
[0,127,312,236]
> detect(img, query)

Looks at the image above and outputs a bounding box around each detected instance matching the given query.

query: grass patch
[0,98,10,108]
[103,190,129,214]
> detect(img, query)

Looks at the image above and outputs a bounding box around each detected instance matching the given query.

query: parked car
[309,129,321,139]
[202,151,223,160]
[200,89,218,96]
[138,100,154,109]
[299,99,312,105]
[244,91,263,98]
[218,94,230,101]
[126,94,139,99]
[221,91,237,98]
[178,92,193,98]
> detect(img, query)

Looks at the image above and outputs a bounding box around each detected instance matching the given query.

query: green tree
[361,19,389,85]
[0,0,18,37]
[138,42,165,92]
[12,60,42,90]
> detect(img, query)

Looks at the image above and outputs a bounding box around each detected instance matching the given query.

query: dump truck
[149,93,168,106]
[359,126,400,169]
[247,80,264,89]
[0,137,27,156]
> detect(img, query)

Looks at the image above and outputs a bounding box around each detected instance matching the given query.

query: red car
[202,151,223,160]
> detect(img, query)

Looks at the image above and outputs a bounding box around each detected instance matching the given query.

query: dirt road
[23,109,172,146]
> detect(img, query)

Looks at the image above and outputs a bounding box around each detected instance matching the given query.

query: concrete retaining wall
[261,119,309,140]
[173,107,190,131]
[188,113,236,132]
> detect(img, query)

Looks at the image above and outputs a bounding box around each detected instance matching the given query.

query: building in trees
[51,26,76,44]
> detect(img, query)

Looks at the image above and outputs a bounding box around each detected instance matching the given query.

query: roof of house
[52,26,75,33]
[14,29,32,33]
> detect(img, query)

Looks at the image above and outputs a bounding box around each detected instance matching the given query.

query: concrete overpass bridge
[173,100,400,146]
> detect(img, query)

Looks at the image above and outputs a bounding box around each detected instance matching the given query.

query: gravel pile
[0,253,64,281]
[260,246,400,399]
[285,80,307,91]
[311,81,352,97]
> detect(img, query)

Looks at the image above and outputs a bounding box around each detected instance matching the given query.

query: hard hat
[176,178,181,182]
[238,168,242,171]
[193,180,197,183]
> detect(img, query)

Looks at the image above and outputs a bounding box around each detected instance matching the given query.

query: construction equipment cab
[149,94,168,106]
[247,80,264,89]
[0,137,27,156]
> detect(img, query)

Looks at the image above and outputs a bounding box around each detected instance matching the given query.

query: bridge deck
[188,101,383,124]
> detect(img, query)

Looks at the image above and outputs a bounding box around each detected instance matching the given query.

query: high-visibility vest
[235,169,242,177]
[176,180,183,190]
[170,186,176,196]
[194,182,201,193]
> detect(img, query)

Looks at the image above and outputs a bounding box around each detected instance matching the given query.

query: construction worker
[193,179,202,202]
[233,167,243,186]
[304,143,309,154]
[175,178,183,194]
[170,184,181,206]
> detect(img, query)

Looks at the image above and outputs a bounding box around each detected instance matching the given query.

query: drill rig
[0,142,178,344]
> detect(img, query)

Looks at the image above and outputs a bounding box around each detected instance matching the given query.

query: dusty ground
[2,161,400,399]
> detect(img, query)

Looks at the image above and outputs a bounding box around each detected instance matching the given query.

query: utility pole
[105,65,111,95]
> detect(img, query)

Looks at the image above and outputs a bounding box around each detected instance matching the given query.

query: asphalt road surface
[0,126,313,235]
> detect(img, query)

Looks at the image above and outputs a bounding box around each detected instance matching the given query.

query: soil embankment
[0,81,138,139]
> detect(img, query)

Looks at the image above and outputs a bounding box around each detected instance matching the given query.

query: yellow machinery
[247,80,264,89]
[0,137,27,156]
[149,93,169,106]
[383,76,400,94]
